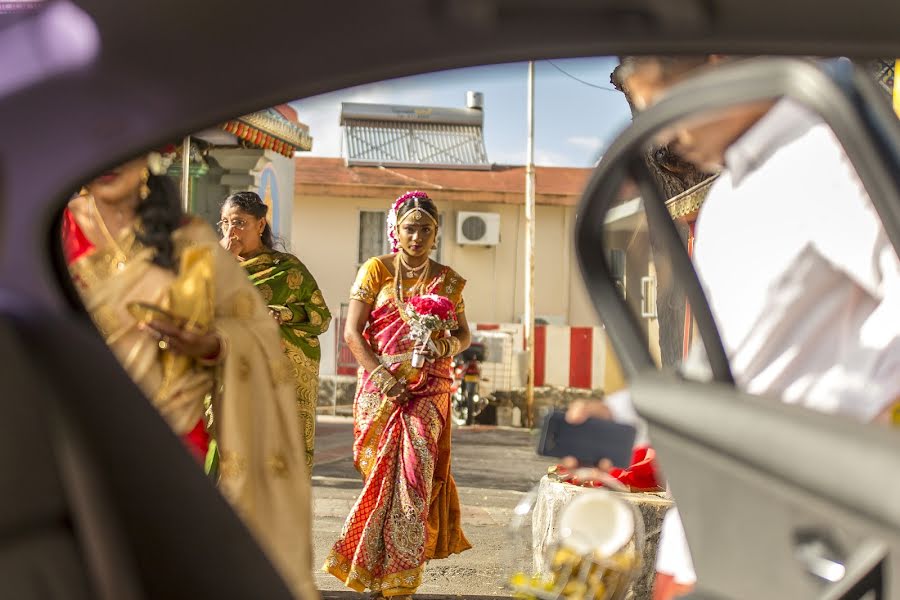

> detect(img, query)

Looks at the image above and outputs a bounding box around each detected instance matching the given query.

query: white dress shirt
[693,98,900,421]
[618,99,900,585]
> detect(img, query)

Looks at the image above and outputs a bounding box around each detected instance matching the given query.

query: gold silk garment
[66,208,318,599]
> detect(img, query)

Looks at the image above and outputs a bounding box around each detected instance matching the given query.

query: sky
[289,57,633,169]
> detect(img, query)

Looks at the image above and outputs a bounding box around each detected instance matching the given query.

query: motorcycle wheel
[451,391,469,426]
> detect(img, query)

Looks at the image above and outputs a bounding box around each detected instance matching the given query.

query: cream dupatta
[67,213,317,599]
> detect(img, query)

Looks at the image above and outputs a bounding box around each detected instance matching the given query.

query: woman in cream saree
[62,155,317,599]
[325,191,471,598]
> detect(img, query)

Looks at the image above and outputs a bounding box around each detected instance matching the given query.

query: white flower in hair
[387,190,430,253]
[147,150,176,176]
[386,203,399,253]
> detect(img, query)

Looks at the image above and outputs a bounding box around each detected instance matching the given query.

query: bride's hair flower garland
[387,190,431,253]
[147,144,179,176]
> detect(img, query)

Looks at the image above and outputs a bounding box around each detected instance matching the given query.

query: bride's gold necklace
[88,192,132,271]
[398,252,428,278]
[394,253,430,306]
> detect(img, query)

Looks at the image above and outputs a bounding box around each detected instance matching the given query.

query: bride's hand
[142,319,221,360]
[385,381,410,405]
[417,340,440,360]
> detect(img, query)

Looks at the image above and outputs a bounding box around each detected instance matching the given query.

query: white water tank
[466,90,484,110]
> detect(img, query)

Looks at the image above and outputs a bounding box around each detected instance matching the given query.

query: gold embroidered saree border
[323,549,423,596]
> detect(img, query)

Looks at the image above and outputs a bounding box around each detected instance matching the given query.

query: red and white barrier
[474,323,607,391]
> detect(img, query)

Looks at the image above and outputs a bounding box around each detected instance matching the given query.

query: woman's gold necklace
[394,253,430,306]
[88,192,132,271]
[398,252,428,278]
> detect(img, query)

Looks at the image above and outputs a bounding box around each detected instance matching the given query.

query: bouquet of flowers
[405,294,456,367]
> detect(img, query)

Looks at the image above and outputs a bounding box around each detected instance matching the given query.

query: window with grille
[357,210,443,265]
[358,210,388,265]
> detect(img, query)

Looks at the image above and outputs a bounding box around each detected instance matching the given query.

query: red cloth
[653,573,695,600]
[61,208,94,264]
[607,445,662,491]
[556,445,663,491]
[183,419,210,464]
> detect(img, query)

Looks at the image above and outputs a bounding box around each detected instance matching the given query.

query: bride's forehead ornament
[387,190,438,253]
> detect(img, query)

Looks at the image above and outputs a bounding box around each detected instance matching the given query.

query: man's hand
[565,399,613,424]
[561,399,615,484]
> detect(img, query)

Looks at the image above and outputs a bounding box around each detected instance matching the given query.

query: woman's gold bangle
[379,375,398,394]
[369,364,398,394]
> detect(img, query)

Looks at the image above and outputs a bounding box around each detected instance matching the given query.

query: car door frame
[574,57,900,599]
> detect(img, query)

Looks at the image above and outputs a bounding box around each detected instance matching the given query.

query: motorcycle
[450,339,490,426]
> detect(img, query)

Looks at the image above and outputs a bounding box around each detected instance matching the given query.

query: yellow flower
[258,284,274,303]
[286,270,303,290]
[311,290,325,306]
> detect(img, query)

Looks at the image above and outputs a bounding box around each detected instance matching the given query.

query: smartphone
[536,409,636,468]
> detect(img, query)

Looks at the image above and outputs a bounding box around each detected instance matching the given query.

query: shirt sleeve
[350,258,383,305]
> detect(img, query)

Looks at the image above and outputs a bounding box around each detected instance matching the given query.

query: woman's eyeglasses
[217,218,248,232]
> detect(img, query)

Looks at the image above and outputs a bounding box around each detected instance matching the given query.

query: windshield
[52,55,900,600]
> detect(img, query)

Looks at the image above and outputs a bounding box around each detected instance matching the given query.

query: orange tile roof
[294,157,595,206]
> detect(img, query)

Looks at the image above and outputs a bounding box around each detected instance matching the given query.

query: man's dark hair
[616,56,711,84]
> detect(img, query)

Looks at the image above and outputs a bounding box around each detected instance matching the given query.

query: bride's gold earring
[139,168,150,201]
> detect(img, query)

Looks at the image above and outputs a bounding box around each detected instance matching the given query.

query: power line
[544,60,619,92]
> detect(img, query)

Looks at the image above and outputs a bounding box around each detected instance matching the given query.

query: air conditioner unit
[456,211,500,246]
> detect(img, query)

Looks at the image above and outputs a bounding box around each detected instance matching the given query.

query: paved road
[311,416,556,597]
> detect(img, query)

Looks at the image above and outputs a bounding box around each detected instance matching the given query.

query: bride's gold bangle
[370,364,398,394]
[446,337,462,357]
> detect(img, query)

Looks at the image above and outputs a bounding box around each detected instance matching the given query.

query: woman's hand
[385,381,410,405]
[220,235,243,258]
[416,340,440,361]
[142,319,221,360]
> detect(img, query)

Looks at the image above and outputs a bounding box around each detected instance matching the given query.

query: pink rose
[407,294,454,321]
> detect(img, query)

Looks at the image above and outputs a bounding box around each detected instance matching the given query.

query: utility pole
[181,136,191,213]
[524,61,536,428]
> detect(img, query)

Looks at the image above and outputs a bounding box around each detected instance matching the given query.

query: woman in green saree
[220,191,331,469]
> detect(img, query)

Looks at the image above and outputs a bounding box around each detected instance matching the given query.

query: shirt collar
[724,98,823,184]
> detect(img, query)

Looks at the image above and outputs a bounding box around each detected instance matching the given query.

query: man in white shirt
[569,56,900,597]
[691,97,900,420]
